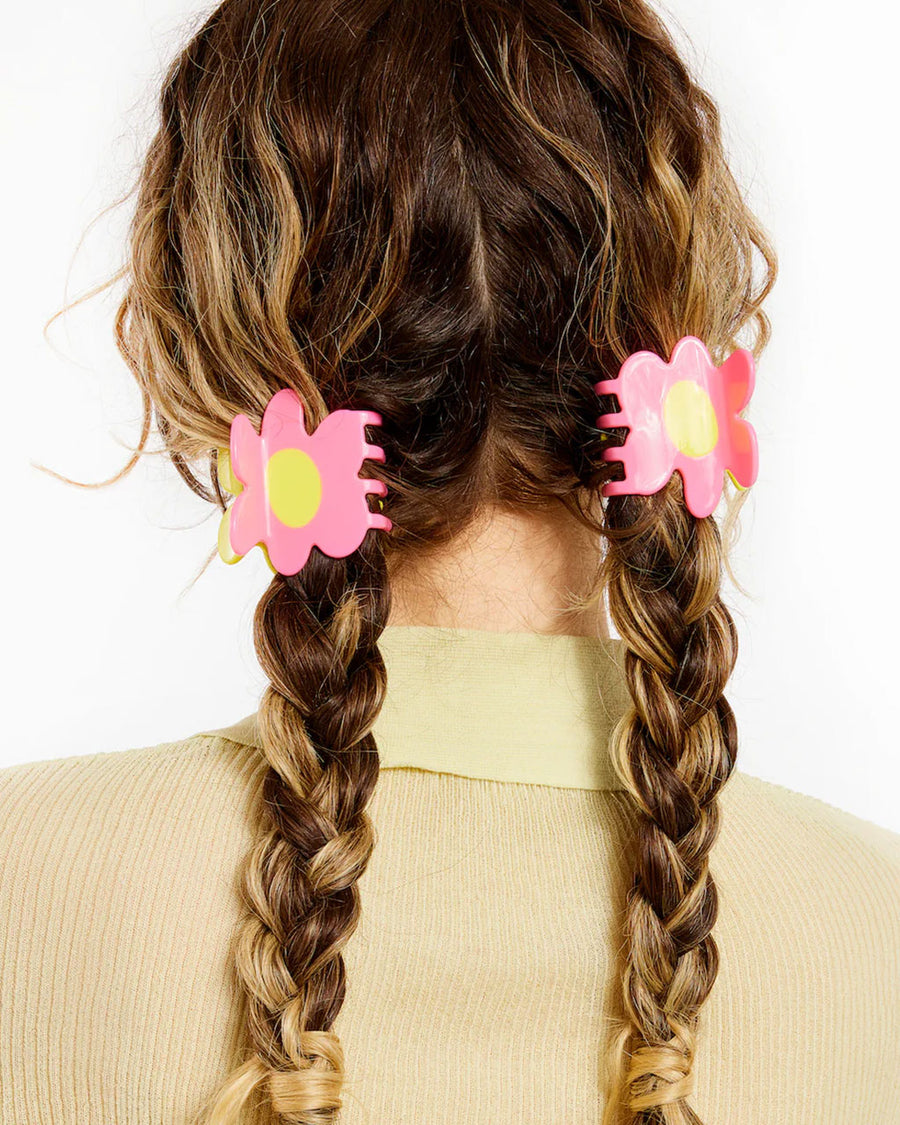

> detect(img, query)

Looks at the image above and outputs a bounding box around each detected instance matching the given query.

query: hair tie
[594,335,759,518]
[216,387,392,577]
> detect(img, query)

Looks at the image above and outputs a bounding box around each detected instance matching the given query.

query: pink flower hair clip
[216,388,393,577]
[594,335,759,518]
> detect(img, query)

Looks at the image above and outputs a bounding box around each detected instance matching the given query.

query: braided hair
[70,0,777,1120]
[599,484,743,1125]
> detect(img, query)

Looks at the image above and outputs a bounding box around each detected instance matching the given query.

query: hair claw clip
[216,388,393,577]
[594,335,758,518]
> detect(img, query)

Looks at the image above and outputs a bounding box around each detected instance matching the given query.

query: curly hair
[51,0,776,1121]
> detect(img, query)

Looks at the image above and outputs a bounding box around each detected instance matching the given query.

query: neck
[386,502,610,639]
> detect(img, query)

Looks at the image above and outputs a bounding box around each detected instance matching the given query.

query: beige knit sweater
[2,624,899,1124]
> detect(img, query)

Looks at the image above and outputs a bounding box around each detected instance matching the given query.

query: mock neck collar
[204,623,632,792]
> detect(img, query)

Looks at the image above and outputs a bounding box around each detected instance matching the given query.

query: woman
[2,1,899,1123]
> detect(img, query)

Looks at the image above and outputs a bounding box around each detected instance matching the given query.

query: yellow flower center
[663,380,719,458]
[265,448,322,527]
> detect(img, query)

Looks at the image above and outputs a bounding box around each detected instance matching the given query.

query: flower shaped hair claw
[594,335,759,518]
[216,388,393,577]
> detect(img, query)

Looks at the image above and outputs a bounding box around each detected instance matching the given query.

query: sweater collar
[204,623,632,792]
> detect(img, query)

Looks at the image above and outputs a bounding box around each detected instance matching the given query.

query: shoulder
[714,768,900,961]
[722,767,900,870]
[0,722,264,803]
[0,723,267,1120]
[0,719,264,815]
[708,770,900,1084]
[0,722,267,917]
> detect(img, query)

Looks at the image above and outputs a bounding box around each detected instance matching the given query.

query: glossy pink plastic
[217,388,392,577]
[594,335,758,518]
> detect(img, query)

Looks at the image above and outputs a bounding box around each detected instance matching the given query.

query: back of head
[106,0,776,1121]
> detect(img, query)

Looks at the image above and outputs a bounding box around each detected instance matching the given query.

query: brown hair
[46,0,776,1121]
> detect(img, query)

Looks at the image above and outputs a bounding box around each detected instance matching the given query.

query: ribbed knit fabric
[1,623,899,1125]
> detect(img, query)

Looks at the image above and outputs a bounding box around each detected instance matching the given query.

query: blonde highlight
[46,1,777,1121]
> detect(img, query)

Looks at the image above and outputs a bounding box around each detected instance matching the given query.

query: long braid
[599,476,739,1125]
[88,0,778,1119]
[195,534,391,1124]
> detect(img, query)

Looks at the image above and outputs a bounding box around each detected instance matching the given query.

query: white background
[2,0,898,831]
